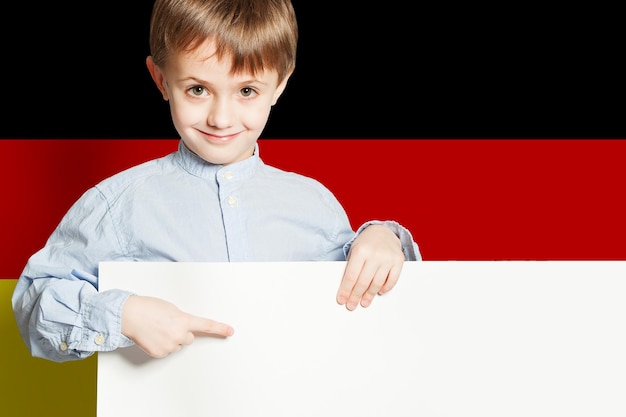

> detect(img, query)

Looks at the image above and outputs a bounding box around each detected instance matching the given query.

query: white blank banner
[97,261,626,417]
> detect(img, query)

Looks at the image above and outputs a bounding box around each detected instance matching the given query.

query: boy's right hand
[121,295,234,358]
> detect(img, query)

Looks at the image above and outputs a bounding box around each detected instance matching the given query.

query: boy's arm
[12,270,135,362]
[11,188,134,362]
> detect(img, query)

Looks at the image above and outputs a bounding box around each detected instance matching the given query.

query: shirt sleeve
[11,187,134,362]
[342,220,422,261]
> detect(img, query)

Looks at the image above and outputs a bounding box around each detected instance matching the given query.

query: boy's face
[147,39,290,165]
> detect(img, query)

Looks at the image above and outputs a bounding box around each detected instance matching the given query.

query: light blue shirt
[12,140,420,362]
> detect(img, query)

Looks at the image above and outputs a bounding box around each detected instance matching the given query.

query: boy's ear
[271,69,294,106]
[146,56,169,101]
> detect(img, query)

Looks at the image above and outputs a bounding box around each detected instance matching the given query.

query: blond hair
[149,0,298,82]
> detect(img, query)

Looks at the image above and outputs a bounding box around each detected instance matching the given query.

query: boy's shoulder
[94,152,176,194]
[261,162,323,185]
[258,162,336,197]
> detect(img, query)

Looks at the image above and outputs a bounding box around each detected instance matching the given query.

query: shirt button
[94,333,106,346]
[224,171,234,180]
[60,342,68,351]
[227,196,238,207]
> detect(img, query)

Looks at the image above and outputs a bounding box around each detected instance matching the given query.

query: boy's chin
[188,143,255,166]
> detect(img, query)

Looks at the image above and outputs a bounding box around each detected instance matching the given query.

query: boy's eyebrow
[179,76,270,86]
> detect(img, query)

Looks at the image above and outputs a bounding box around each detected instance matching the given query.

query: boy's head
[149,0,297,84]
[146,0,298,166]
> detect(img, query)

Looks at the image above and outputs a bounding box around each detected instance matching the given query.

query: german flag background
[1,1,625,415]
[1,2,624,140]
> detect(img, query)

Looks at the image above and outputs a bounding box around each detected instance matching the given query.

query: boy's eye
[240,87,255,97]
[190,86,206,96]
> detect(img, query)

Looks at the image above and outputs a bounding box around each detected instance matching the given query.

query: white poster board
[97,261,626,417]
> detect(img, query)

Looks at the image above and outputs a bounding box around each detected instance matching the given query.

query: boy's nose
[206,97,234,129]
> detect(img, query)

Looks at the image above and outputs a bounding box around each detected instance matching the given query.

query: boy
[12,0,420,363]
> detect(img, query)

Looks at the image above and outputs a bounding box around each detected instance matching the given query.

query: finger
[378,264,403,295]
[188,315,235,337]
[345,262,379,311]
[337,246,372,306]
[336,258,362,306]
[360,267,391,308]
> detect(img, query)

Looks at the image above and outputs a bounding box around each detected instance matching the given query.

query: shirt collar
[174,139,262,180]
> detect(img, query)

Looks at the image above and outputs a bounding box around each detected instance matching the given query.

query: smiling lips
[200,130,241,144]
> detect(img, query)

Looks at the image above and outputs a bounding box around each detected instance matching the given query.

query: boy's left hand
[337,224,406,311]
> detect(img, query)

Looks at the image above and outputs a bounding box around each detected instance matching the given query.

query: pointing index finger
[188,315,235,337]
